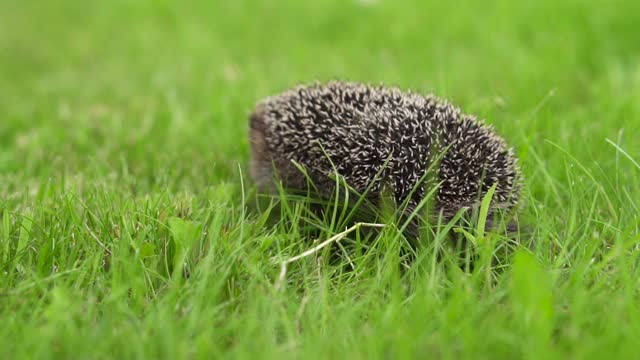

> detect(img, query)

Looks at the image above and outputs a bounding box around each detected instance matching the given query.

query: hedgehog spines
[249,80,522,233]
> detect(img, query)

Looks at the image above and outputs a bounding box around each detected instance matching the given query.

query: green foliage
[511,250,554,351]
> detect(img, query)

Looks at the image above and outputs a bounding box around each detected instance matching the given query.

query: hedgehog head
[249,103,313,194]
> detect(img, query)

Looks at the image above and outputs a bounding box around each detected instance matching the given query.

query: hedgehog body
[249,81,521,229]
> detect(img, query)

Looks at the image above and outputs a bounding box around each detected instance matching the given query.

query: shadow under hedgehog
[248,80,523,239]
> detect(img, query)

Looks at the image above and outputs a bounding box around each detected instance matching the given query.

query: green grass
[1,0,640,358]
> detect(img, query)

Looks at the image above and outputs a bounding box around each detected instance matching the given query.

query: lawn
[1,0,639,358]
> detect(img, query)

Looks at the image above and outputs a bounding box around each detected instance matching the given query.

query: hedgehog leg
[484,209,521,235]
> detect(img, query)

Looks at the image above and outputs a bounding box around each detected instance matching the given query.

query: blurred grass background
[2,1,638,183]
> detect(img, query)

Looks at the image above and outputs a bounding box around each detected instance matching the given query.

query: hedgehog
[248,80,522,237]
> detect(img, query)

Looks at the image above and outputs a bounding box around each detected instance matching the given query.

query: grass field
[1,0,640,358]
